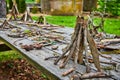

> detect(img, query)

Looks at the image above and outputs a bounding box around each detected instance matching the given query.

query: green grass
[94,17,120,35]
[33,16,120,36]
[46,16,76,27]
[104,18,120,35]
[0,51,22,62]
[26,0,35,3]
[33,16,76,27]
[6,0,35,3]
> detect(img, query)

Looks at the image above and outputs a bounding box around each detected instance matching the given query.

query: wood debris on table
[0,12,120,80]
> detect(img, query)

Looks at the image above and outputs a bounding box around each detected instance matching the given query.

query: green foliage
[45,16,76,27]
[26,0,35,3]
[18,0,26,13]
[6,1,9,14]
[33,16,76,27]
[103,18,120,35]
[0,51,22,62]
[24,29,31,34]
[35,0,41,3]
[32,16,120,35]
[9,0,13,9]
[7,0,26,13]
[33,16,120,35]
[31,6,39,14]
[93,17,120,35]
[97,0,120,16]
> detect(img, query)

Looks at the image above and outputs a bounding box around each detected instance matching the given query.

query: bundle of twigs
[8,0,19,21]
[21,11,33,22]
[37,16,44,24]
[54,16,101,72]
[0,20,17,29]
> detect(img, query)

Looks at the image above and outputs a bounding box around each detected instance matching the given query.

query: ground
[0,57,48,80]
[0,33,48,80]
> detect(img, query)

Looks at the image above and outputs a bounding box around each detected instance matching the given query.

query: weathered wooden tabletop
[0,19,86,80]
[0,19,120,80]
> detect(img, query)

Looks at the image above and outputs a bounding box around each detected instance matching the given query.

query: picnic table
[0,18,120,80]
[0,19,86,80]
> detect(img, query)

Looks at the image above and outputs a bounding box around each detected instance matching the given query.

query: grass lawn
[0,50,23,62]
[0,50,48,80]
[103,18,120,35]
[34,16,120,36]
[26,0,35,3]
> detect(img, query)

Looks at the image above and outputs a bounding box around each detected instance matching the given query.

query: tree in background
[83,0,98,11]
[97,0,120,16]
[7,0,26,13]
[16,0,19,11]
[41,0,50,13]
[8,0,13,9]
[0,0,6,18]
[18,0,26,13]
[35,0,40,3]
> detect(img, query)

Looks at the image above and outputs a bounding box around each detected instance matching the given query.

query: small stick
[71,75,81,80]
[44,56,59,60]
[99,52,120,63]
[74,24,82,64]
[62,68,75,76]
[81,72,110,79]
[87,57,117,66]
[100,61,116,66]
[87,28,101,72]
[59,40,77,68]
[99,52,112,59]
[84,27,90,73]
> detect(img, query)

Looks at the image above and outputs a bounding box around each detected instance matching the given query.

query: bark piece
[87,28,101,71]
[51,45,58,50]
[62,68,75,76]
[81,72,109,79]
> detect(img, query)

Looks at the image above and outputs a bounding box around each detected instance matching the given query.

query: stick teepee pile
[54,16,101,72]
[8,0,19,20]
[21,11,33,22]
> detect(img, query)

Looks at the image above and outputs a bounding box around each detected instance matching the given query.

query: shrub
[18,0,26,13]
[97,0,120,16]
[31,6,39,14]
[9,0,13,9]
[7,0,26,13]
[35,0,41,3]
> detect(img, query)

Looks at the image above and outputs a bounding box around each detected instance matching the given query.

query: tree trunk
[83,0,97,11]
[0,0,6,18]
[41,0,50,13]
